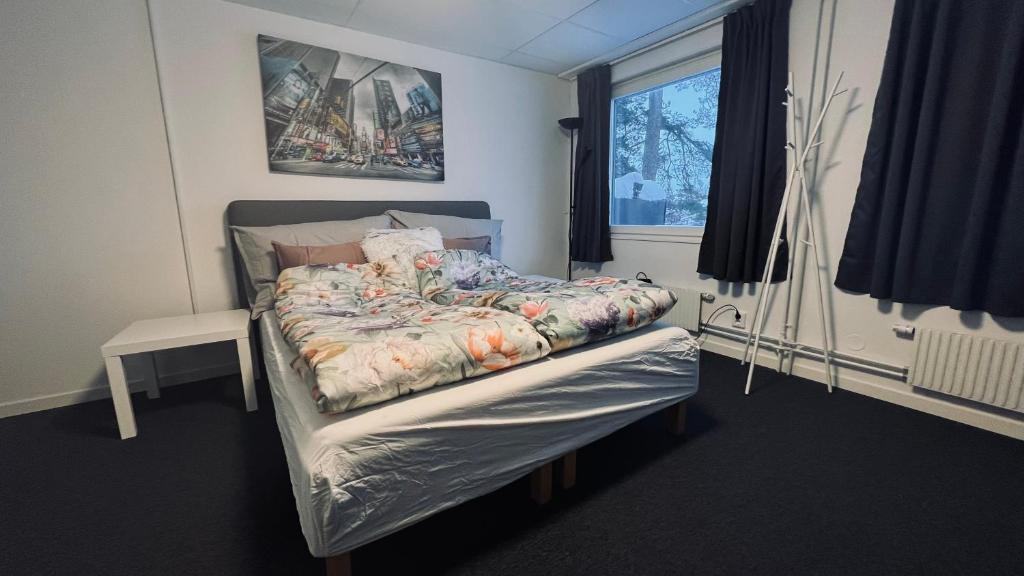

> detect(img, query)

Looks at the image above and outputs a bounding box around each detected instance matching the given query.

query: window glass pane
[610,67,720,227]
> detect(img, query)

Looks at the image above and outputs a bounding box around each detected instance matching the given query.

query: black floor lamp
[558,116,581,281]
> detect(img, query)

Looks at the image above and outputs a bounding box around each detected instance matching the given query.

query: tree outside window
[611,67,721,227]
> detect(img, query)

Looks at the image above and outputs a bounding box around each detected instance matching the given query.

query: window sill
[609,225,703,244]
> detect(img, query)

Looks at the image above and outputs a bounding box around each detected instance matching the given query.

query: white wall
[577,0,1024,437]
[148,0,572,313]
[0,0,194,415]
[0,0,572,416]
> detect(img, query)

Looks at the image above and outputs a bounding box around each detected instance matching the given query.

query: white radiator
[910,329,1024,413]
[662,286,703,333]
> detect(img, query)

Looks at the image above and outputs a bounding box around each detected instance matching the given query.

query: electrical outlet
[732,309,748,329]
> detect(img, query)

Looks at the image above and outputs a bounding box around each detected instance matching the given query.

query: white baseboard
[701,336,1024,441]
[0,362,241,419]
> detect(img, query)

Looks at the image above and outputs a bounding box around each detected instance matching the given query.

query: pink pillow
[442,236,492,254]
[272,241,367,269]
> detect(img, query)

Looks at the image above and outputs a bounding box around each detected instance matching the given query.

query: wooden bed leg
[325,552,352,576]
[530,462,553,505]
[666,400,688,436]
[557,451,577,490]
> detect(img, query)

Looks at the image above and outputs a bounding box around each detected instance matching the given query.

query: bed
[227,200,699,575]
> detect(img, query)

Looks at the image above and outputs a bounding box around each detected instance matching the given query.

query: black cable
[700,305,737,335]
[696,303,741,342]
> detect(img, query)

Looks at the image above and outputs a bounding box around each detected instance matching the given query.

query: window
[610,67,721,228]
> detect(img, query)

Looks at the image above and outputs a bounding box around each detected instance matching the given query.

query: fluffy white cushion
[361,227,444,283]
[386,210,503,258]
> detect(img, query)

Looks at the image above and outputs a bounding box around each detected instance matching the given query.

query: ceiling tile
[681,0,728,14]
[501,0,599,19]
[684,0,724,8]
[517,21,622,66]
[424,38,513,62]
[226,0,732,76]
[348,0,559,53]
[500,51,569,75]
[226,0,358,27]
[569,0,704,40]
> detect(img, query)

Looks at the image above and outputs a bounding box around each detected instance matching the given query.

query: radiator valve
[892,324,916,338]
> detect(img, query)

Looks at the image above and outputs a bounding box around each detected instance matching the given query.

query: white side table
[101,309,256,439]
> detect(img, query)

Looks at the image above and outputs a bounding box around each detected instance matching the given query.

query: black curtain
[571,65,613,263]
[835,0,1024,316]
[697,0,791,282]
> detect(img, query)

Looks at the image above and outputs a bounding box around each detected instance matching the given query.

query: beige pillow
[231,214,391,318]
[386,210,502,257]
[272,241,367,269]
[442,236,492,254]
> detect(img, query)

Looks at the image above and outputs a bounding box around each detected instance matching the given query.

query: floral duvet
[274,250,677,414]
[274,257,550,414]
[415,250,678,352]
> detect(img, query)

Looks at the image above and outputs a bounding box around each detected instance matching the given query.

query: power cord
[696,303,741,343]
[634,279,739,342]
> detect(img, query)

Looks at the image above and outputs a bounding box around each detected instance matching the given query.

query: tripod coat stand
[741,71,846,395]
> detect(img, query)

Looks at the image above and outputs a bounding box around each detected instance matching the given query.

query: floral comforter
[274,257,550,414]
[415,250,678,352]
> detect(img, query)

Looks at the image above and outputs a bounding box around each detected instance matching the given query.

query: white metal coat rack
[741,71,847,395]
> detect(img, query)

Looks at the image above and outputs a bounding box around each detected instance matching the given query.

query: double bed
[228,200,700,575]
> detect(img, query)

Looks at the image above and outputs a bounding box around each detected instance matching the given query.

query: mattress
[260,312,699,557]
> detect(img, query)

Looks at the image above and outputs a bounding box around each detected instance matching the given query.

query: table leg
[250,335,261,381]
[104,356,137,439]
[236,337,257,412]
[141,352,161,399]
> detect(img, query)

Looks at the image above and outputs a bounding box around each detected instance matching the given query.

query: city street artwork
[258,35,444,181]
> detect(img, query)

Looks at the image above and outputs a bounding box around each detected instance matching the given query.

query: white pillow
[361,227,443,282]
[386,210,503,258]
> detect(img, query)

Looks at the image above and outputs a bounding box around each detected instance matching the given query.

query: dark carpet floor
[2,352,1023,575]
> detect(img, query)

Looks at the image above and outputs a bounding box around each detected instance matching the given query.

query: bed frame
[225,200,687,576]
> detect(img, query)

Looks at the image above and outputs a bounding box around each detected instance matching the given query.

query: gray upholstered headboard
[225,200,491,308]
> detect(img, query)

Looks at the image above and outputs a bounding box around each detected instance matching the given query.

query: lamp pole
[559,117,581,281]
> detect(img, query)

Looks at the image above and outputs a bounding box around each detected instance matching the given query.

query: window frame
[609,51,722,242]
